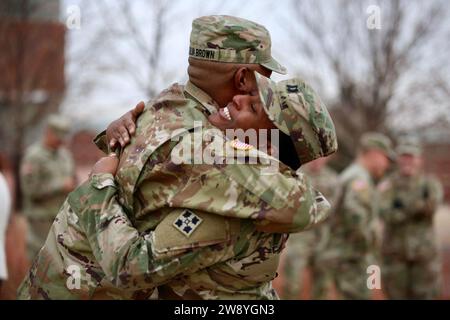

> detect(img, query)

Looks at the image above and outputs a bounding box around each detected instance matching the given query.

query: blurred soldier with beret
[379,139,443,299]
[20,114,76,260]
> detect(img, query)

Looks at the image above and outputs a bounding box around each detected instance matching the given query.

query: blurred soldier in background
[20,114,76,260]
[282,156,338,299]
[379,139,444,299]
[328,132,393,299]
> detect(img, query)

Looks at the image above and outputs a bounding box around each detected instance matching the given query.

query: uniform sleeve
[93,130,110,155]
[167,159,330,234]
[339,179,374,243]
[20,153,66,200]
[378,179,409,224]
[67,174,247,291]
[411,176,444,218]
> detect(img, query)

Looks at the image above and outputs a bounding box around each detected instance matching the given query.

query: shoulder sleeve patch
[172,210,203,237]
[151,209,240,259]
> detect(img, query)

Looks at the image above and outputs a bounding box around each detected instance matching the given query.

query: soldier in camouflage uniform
[20,114,76,260]
[379,140,443,299]
[328,133,393,299]
[18,15,337,300]
[281,156,338,299]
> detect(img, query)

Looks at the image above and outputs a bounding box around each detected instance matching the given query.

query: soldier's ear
[233,67,253,93]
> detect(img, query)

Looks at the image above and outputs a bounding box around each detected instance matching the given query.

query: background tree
[0,0,66,208]
[279,0,450,166]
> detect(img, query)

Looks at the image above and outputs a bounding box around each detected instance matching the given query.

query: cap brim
[260,58,287,75]
[254,72,290,135]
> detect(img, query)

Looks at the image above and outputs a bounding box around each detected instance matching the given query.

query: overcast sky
[60,0,303,130]
[59,0,450,133]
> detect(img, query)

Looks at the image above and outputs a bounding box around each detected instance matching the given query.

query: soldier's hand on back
[90,153,120,177]
[106,101,145,149]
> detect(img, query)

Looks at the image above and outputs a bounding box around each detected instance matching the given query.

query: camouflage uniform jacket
[18,82,330,300]
[20,142,75,220]
[379,171,443,261]
[288,165,338,254]
[328,162,378,260]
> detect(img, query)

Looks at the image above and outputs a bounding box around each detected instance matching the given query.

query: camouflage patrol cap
[359,132,395,160]
[47,114,71,138]
[189,15,287,74]
[396,139,422,157]
[255,72,338,164]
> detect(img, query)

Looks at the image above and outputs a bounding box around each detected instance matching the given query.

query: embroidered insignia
[173,210,203,237]
[229,139,253,151]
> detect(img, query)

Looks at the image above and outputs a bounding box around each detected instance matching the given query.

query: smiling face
[365,149,391,180]
[207,61,273,131]
[208,94,276,132]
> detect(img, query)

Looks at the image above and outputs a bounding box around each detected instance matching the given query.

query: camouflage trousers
[329,255,373,300]
[281,233,330,300]
[382,254,441,299]
[26,218,53,261]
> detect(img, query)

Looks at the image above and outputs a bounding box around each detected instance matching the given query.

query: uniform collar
[184,81,219,116]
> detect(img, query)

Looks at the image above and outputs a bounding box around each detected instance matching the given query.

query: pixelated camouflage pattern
[96,81,330,234]
[189,15,286,74]
[379,171,444,299]
[20,142,75,259]
[282,165,338,299]
[255,72,338,165]
[326,162,379,299]
[16,173,297,300]
[17,174,275,299]
[18,81,331,299]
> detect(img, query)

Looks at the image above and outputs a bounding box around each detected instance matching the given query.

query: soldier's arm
[378,180,409,224]
[20,154,66,200]
[410,177,444,218]
[423,177,444,213]
[339,180,373,239]
[68,173,248,291]
[166,155,330,234]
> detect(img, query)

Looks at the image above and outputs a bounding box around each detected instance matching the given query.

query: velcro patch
[173,210,203,237]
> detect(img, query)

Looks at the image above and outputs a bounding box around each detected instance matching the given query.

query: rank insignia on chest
[173,210,203,237]
[229,139,253,151]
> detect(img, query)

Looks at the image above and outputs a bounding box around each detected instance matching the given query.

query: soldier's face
[45,128,64,149]
[398,154,422,176]
[367,149,390,179]
[208,93,276,132]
